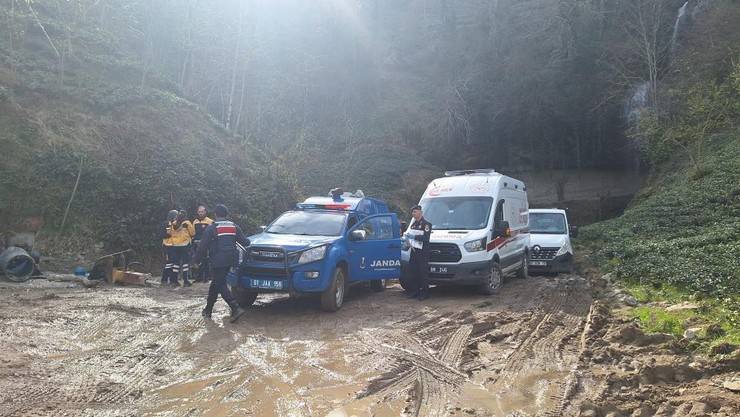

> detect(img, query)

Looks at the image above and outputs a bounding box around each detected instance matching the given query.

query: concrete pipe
[0,246,36,282]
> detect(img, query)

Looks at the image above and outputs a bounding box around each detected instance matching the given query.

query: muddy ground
[0,274,737,417]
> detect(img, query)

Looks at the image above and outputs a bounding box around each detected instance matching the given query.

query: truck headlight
[464,238,487,252]
[556,242,572,257]
[298,245,327,264]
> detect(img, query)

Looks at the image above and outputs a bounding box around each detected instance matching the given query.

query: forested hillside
[0,0,739,262]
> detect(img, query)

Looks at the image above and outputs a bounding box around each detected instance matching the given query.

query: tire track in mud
[358,315,474,416]
[358,277,590,417]
[486,277,591,416]
[0,295,204,417]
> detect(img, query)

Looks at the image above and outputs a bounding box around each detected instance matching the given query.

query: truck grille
[242,266,289,278]
[429,243,462,263]
[248,247,285,263]
[530,247,559,261]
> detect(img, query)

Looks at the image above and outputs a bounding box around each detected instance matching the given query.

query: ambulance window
[494,200,505,223]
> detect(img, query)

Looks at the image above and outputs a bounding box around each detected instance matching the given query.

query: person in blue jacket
[193,204,249,322]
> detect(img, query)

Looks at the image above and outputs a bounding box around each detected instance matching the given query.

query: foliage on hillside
[581,1,740,299]
[0,2,300,256]
[581,132,739,296]
[581,51,740,298]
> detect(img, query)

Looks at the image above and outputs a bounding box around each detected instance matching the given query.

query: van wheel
[480,261,503,295]
[231,285,258,307]
[370,279,386,292]
[321,267,346,312]
[516,255,529,279]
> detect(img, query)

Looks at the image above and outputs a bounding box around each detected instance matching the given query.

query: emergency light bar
[297,203,352,211]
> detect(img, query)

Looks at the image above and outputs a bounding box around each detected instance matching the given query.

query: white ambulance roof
[422,173,525,199]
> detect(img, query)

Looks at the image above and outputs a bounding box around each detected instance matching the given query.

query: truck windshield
[529,213,567,234]
[266,211,346,236]
[420,197,493,230]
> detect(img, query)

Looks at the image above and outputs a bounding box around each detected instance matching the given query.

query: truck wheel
[321,267,346,312]
[231,284,258,308]
[516,255,529,279]
[370,279,386,292]
[480,261,503,295]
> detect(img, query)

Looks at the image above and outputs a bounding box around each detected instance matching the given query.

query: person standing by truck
[192,205,214,282]
[405,205,432,300]
[193,204,249,322]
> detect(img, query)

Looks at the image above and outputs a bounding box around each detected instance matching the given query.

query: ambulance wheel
[516,254,529,279]
[321,267,346,312]
[370,279,386,292]
[232,285,258,308]
[480,261,503,295]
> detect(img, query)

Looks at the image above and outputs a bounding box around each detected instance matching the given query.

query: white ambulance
[401,169,530,294]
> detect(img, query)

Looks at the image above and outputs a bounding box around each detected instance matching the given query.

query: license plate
[529,261,547,266]
[430,266,448,274]
[250,279,284,290]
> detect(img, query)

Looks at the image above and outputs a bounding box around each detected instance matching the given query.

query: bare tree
[26,0,63,86]
[620,0,674,112]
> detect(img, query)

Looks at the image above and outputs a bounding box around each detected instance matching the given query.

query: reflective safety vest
[193,217,214,242]
[162,220,195,247]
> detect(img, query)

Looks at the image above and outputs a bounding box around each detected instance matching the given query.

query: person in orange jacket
[192,205,214,282]
[161,209,195,287]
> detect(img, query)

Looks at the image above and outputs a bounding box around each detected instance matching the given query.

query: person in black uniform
[193,204,249,322]
[406,205,432,300]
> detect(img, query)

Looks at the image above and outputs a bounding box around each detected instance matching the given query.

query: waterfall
[625,81,650,123]
[670,1,690,56]
[626,0,697,123]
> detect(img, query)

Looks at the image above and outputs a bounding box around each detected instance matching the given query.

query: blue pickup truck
[227,190,402,311]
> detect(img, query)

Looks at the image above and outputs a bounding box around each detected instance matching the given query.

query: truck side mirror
[569,225,578,238]
[350,229,367,241]
[260,225,267,232]
[493,220,510,238]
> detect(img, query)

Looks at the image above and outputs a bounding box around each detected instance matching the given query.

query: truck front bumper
[228,263,331,293]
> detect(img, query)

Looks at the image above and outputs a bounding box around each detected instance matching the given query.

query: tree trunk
[226,5,244,131]
[27,2,62,87]
[234,66,248,135]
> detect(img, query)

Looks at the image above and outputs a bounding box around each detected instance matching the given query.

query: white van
[401,169,530,294]
[527,208,577,274]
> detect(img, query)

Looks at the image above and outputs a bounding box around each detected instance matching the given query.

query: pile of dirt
[569,299,740,417]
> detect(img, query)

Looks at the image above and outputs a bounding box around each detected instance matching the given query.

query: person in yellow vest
[161,209,195,287]
[192,205,214,282]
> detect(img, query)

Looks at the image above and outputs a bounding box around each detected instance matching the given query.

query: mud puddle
[0,275,595,416]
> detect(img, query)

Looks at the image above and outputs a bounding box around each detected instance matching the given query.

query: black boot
[229,306,246,323]
[201,308,212,319]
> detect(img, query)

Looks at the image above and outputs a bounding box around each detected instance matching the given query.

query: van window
[420,197,493,230]
[529,213,567,234]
